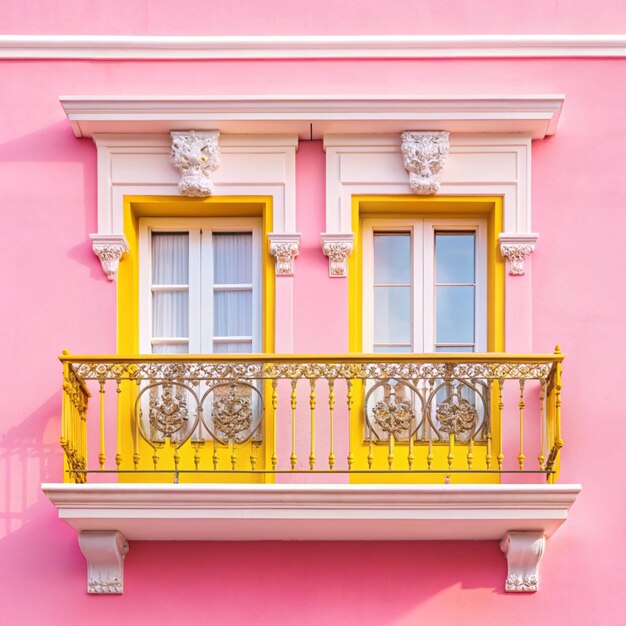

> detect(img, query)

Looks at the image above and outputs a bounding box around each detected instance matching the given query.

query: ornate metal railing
[59,350,563,483]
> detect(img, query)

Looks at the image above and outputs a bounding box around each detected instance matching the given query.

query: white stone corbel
[499,234,538,276]
[321,233,354,277]
[499,531,545,592]
[401,131,450,194]
[170,130,220,197]
[268,233,301,276]
[78,531,129,594]
[90,234,129,281]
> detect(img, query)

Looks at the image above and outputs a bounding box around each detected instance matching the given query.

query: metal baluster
[115,379,123,470]
[497,378,504,471]
[133,379,141,470]
[328,379,335,470]
[98,379,106,469]
[230,440,237,470]
[309,379,316,470]
[212,437,219,470]
[448,433,455,469]
[346,379,354,470]
[387,433,395,470]
[271,379,278,470]
[290,379,298,470]
[538,380,546,471]
[467,436,474,469]
[518,380,525,470]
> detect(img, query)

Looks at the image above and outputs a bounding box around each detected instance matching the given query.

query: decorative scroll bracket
[499,531,545,592]
[90,234,129,281]
[78,530,129,594]
[268,233,301,276]
[500,234,538,276]
[170,130,220,197]
[401,131,450,194]
[321,233,354,277]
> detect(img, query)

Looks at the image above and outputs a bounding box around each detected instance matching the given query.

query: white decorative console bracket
[321,233,354,277]
[78,530,128,594]
[401,131,450,194]
[500,234,538,276]
[269,233,301,275]
[170,130,220,197]
[90,234,129,281]
[500,531,546,592]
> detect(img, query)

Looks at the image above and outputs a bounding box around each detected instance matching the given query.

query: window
[139,218,262,354]
[362,218,487,354]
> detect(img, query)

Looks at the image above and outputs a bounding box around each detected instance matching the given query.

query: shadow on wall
[0,393,63,539]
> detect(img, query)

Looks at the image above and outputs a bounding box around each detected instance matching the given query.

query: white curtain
[151,233,189,353]
[213,233,253,353]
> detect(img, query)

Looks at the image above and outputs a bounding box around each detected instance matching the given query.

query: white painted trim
[61,95,563,139]
[324,133,534,235]
[3,34,626,59]
[43,483,581,542]
[90,132,297,349]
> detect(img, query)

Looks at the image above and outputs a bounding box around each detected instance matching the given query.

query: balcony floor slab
[42,483,580,542]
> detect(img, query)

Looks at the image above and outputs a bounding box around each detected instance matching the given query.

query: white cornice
[2,35,626,59]
[43,483,580,541]
[60,95,564,139]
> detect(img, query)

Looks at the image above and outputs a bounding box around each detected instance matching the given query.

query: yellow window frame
[347,195,505,484]
[116,195,276,483]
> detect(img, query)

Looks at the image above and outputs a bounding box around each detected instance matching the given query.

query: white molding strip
[42,483,580,541]
[61,95,564,139]
[2,35,626,59]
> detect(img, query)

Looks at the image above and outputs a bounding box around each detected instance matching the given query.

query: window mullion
[188,229,202,354]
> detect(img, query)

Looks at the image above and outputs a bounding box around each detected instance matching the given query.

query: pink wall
[1,0,626,35]
[1,3,625,623]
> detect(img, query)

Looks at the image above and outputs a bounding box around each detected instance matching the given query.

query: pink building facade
[1,2,625,623]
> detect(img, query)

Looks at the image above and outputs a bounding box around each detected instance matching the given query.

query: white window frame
[139,217,262,354]
[362,217,487,353]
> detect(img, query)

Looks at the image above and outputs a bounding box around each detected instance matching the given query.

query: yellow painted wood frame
[347,195,505,484]
[117,195,275,483]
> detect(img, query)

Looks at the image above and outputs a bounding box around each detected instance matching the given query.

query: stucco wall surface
[1,2,625,624]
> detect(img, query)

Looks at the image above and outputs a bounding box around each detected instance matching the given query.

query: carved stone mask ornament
[401,131,450,195]
[170,130,220,197]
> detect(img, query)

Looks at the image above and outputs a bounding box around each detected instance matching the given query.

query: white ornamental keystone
[170,130,220,197]
[401,131,450,195]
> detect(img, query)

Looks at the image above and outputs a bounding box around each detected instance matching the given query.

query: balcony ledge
[43,482,580,541]
[43,483,580,594]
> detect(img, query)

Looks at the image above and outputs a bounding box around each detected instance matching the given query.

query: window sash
[363,218,487,353]
[139,218,262,354]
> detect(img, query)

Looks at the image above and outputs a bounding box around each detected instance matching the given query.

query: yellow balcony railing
[59,349,564,484]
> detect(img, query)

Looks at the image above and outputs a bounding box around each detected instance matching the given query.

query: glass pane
[214,341,253,354]
[435,345,475,353]
[213,232,253,284]
[373,345,413,353]
[374,286,411,344]
[436,286,475,344]
[152,343,189,354]
[374,233,411,284]
[152,291,189,337]
[152,233,189,285]
[435,233,475,284]
[214,290,252,336]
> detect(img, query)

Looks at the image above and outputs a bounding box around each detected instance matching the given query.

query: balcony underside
[43,483,580,541]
